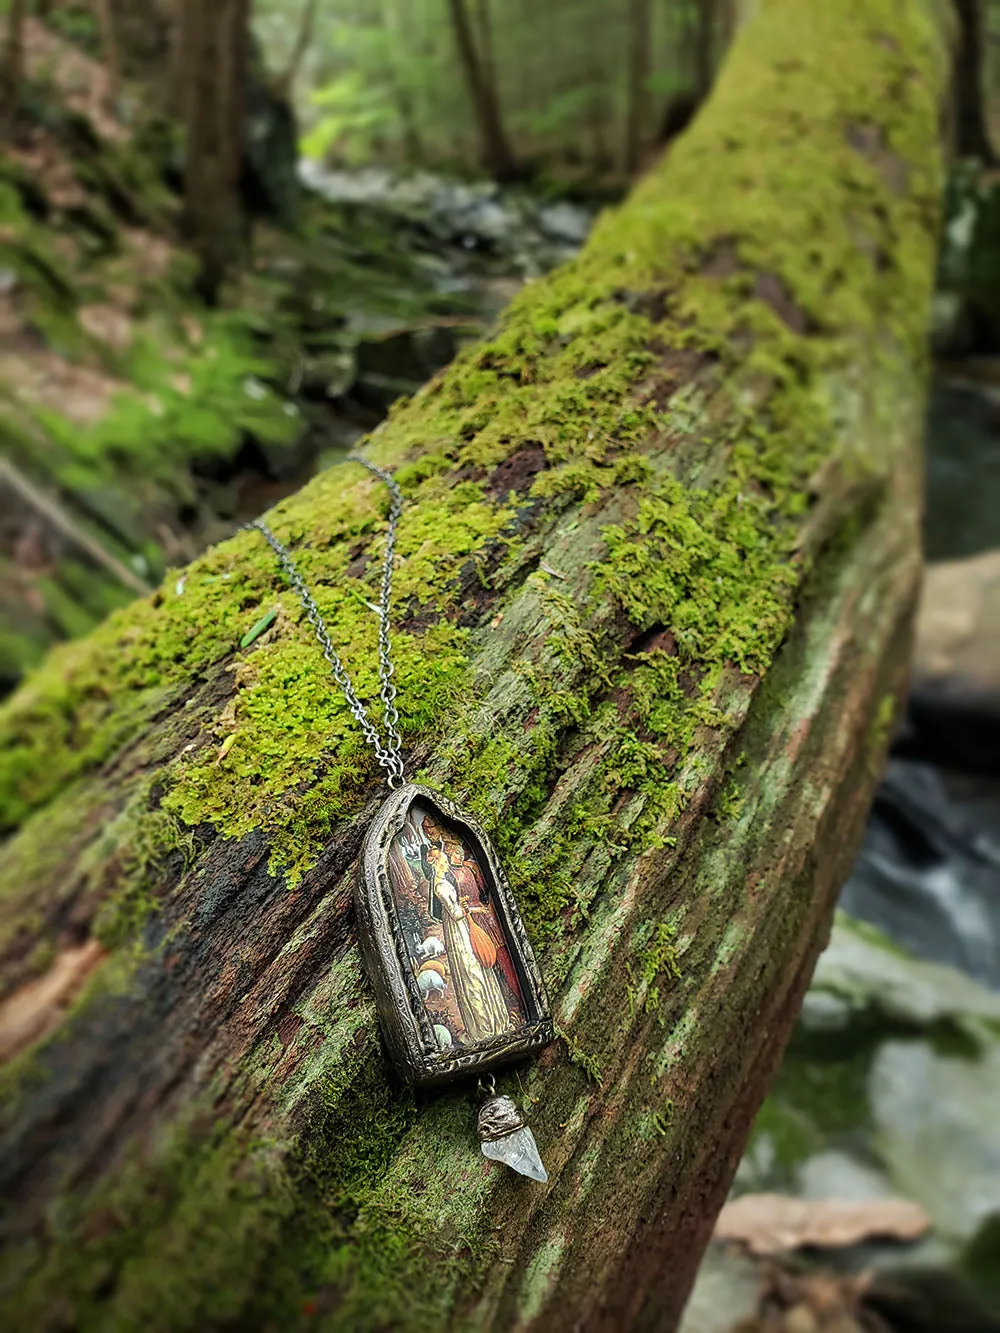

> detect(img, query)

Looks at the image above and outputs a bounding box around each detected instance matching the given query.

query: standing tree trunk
[446,0,517,181]
[694,0,718,98]
[475,0,497,99]
[0,2,950,1328]
[953,0,996,161]
[1,0,26,137]
[383,0,424,164]
[624,0,652,172]
[275,0,318,101]
[94,0,121,107]
[176,0,251,302]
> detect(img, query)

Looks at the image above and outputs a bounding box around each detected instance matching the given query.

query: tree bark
[0,2,950,1329]
[953,0,996,161]
[176,0,251,302]
[384,0,424,164]
[624,0,652,173]
[446,0,517,181]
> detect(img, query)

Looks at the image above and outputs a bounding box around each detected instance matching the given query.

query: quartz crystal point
[481,1126,548,1182]
[477,1092,548,1182]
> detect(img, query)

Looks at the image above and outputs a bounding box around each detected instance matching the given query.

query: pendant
[477,1075,547,1182]
[356,782,554,1178]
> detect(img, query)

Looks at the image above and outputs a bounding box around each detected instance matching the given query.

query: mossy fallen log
[0,2,948,1329]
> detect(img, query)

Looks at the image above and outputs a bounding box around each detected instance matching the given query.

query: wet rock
[678,1244,765,1333]
[870,1038,1000,1244]
[805,913,1000,1029]
[835,773,1000,990]
[298,161,595,275]
[923,379,1000,562]
[735,916,1000,1324]
[905,547,1000,773]
[915,550,1000,692]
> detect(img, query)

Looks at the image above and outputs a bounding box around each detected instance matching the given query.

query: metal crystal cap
[477,1094,524,1142]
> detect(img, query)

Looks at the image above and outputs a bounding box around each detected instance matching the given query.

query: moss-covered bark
[0,1,949,1329]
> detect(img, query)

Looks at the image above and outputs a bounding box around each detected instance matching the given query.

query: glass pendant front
[356,784,553,1087]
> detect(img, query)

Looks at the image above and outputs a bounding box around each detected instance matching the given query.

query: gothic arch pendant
[356,784,554,1090]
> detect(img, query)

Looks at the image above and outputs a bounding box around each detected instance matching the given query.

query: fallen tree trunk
[0,1,948,1329]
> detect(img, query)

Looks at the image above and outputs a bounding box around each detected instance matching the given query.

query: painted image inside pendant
[386,801,528,1052]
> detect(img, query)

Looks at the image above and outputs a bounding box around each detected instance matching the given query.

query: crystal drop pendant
[477,1091,547,1182]
[481,1126,548,1182]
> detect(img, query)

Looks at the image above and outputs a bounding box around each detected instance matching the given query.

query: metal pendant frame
[356,782,554,1087]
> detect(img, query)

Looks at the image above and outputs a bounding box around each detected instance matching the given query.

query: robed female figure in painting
[424,835,514,1044]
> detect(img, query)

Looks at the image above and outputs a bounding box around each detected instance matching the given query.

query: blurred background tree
[261,0,727,179]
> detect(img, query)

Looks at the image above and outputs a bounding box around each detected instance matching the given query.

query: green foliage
[43,1,102,55]
[37,317,302,501]
[260,0,714,179]
[509,86,604,140]
[301,70,400,165]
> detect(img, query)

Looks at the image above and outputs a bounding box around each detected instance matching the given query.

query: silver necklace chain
[245,457,406,788]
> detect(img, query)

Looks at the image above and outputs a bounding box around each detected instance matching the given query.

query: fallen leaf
[240,607,278,648]
[216,733,238,764]
[714,1194,930,1256]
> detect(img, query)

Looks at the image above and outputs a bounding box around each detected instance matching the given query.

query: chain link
[245,457,406,787]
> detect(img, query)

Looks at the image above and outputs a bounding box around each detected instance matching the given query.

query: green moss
[714,751,748,823]
[36,315,302,501]
[1,1057,492,1333]
[89,794,194,949]
[1,1117,294,1331]
[1,0,942,890]
[867,690,898,775]
[963,1214,1000,1308]
[628,920,683,1021]
[518,1235,568,1325]
[558,1026,604,1085]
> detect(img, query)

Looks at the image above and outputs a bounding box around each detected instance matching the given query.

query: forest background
[0,0,932,691]
[5,0,1000,690]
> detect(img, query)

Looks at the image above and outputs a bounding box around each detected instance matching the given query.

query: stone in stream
[705,915,1000,1329]
[905,547,1000,776]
